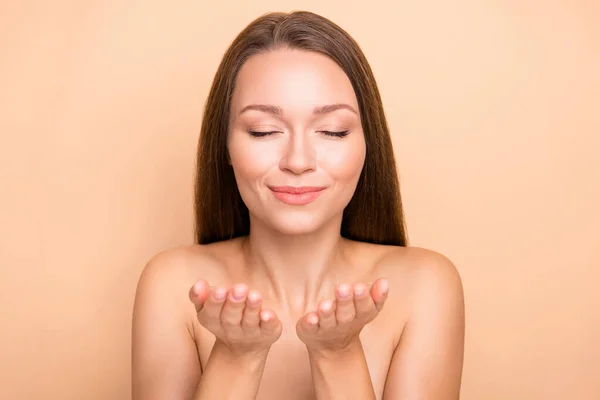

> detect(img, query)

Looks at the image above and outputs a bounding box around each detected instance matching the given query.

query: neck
[241,216,349,316]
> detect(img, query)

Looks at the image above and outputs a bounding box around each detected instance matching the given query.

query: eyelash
[248,130,350,138]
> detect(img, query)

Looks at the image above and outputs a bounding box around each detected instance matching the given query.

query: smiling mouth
[268,186,326,205]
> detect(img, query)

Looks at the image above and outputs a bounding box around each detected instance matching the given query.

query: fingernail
[381,279,389,295]
[213,288,226,300]
[247,291,260,305]
[320,300,333,312]
[338,285,351,299]
[192,282,201,294]
[232,285,246,300]
[354,285,365,297]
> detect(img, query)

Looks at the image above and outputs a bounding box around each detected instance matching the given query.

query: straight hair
[194,11,408,246]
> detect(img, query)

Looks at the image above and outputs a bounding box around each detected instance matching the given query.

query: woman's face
[228,48,366,235]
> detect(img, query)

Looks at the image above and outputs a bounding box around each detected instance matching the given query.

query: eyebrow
[238,103,358,116]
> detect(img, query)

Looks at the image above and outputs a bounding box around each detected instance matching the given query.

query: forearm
[307,340,376,400]
[194,341,268,400]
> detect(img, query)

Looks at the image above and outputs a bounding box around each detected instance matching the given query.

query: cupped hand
[189,279,283,357]
[296,278,389,353]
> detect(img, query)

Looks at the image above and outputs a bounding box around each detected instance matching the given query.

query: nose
[279,132,316,175]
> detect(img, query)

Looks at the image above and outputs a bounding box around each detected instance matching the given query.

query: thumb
[370,278,389,311]
[189,279,210,313]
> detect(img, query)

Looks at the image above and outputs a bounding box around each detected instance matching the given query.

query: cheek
[228,136,277,182]
[319,138,366,181]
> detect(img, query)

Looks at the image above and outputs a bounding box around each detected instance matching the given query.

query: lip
[268,186,326,205]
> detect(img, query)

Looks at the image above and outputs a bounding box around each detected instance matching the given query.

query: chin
[265,211,328,236]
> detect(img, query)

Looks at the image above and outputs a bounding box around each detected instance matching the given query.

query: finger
[198,286,227,324]
[317,299,336,329]
[369,278,389,311]
[189,280,210,312]
[241,290,262,330]
[353,283,378,320]
[335,283,356,324]
[221,283,248,327]
[260,309,282,336]
[298,312,319,334]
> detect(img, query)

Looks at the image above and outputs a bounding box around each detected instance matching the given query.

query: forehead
[230,49,359,116]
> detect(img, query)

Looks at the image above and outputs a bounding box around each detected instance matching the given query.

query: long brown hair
[194,11,408,246]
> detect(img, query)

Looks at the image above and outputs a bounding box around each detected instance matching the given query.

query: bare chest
[194,321,397,400]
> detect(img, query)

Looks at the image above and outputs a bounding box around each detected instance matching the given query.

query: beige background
[1,1,599,399]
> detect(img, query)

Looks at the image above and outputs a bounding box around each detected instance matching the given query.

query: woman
[132,10,465,400]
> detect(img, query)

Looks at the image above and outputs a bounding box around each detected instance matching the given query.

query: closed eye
[322,130,350,138]
[248,130,350,138]
[248,130,279,137]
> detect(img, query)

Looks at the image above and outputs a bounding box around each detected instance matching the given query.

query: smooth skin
[189,277,390,399]
[132,48,465,400]
[295,279,388,351]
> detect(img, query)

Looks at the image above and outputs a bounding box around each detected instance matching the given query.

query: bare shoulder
[136,238,246,294]
[137,244,226,286]
[133,240,241,331]
[357,244,465,339]
[370,246,466,398]
[371,245,464,302]
[131,243,232,399]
